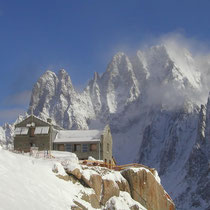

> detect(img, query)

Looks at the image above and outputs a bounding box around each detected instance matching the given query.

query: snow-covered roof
[54,130,103,143]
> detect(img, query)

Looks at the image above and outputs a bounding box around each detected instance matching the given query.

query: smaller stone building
[14,115,113,164]
[14,115,58,152]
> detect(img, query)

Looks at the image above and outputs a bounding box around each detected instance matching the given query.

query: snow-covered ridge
[29,44,209,129]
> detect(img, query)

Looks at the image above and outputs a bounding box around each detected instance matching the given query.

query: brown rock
[121,168,175,210]
[101,179,120,205]
[71,201,88,210]
[56,174,78,184]
[81,193,100,209]
[116,180,130,194]
[81,174,102,200]
[66,168,82,180]
[130,204,141,210]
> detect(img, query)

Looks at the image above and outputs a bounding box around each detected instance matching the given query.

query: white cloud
[158,32,210,56]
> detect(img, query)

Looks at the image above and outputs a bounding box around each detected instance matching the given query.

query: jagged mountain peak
[105,52,132,75]
[93,71,100,81]
[57,69,75,95]
[42,70,57,78]
[58,68,67,75]
[99,52,140,114]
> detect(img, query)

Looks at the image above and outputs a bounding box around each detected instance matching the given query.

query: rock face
[81,174,102,201]
[121,168,175,210]
[3,41,210,209]
[63,163,175,210]
[101,179,120,205]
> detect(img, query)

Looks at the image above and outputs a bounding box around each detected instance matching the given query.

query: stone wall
[101,125,112,163]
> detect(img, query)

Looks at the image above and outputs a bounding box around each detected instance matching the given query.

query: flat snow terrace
[54,130,103,143]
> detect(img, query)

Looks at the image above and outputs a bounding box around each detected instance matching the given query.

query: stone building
[53,125,112,163]
[14,115,113,163]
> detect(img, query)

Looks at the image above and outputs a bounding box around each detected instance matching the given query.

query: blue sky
[0,0,210,124]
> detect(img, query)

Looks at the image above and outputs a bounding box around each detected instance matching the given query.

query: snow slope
[0,147,148,210]
[0,147,92,210]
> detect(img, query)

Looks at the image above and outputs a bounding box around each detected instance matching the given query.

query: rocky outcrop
[67,168,82,180]
[101,179,120,205]
[121,168,175,210]
[116,179,130,194]
[81,174,102,201]
[60,163,175,210]
[81,192,100,209]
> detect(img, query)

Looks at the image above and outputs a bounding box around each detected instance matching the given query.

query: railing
[80,160,154,173]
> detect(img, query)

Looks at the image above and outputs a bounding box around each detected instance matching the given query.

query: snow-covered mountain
[1,41,210,209]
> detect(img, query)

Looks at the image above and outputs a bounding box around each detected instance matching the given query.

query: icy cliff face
[26,43,210,209]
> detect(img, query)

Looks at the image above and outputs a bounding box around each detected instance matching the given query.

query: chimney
[47,118,52,124]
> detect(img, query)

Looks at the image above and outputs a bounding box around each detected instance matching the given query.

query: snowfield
[0,147,146,210]
[0,146,91,210]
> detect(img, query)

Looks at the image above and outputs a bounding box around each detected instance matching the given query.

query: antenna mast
[31,105,34,123]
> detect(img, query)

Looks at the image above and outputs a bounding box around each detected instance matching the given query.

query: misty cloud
[141,33,210,107]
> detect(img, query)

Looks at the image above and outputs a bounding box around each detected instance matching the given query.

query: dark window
[90,144,97,151]
[66,144,73,152]
[74,144,81,152]
[82,144,88,152]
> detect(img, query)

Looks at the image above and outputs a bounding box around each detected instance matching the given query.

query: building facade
[14,115,56,152]
[53,125,112,163]
[14,115,112,163]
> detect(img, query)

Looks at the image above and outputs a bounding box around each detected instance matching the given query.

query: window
[82,144,88,152]
[107,143,109,152]
[74,144,81,152]
[90,144,97,151]
[34,127,49,135]
[14,127,29,135]
[66,144,73,152]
